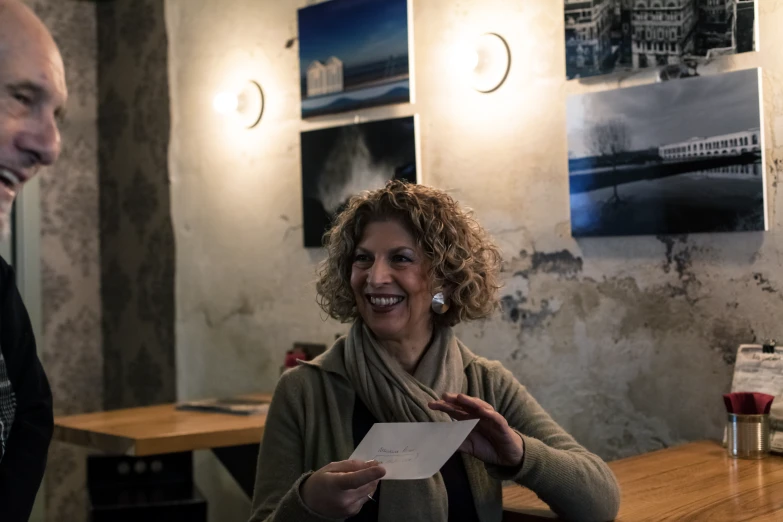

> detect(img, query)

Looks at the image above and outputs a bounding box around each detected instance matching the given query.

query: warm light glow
[468,49,480,71]
[471,33,510,93]
[212,81,264,128]
[213,92,239,115]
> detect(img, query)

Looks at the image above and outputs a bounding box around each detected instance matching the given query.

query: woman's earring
[431,292,449,314]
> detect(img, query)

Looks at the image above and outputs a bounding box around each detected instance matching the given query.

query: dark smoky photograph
[300,116,418,247]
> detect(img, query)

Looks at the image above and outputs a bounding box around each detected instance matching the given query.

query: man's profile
[0,0,68,520]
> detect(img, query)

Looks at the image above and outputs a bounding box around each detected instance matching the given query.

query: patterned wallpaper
[97,0,175,412]
[21,1,175,521]
[25,0,102,520]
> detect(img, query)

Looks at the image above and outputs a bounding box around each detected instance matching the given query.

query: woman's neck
[377,324,434,374]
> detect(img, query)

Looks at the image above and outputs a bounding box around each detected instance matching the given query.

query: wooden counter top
[58,401,783,521]
[54,394,272,456]
[502,440,783,521]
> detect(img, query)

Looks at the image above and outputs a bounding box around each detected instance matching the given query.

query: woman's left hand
[428,393,524,468]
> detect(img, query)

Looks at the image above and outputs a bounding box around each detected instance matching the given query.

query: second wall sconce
[471,33,511,93]
[212,80,265,128]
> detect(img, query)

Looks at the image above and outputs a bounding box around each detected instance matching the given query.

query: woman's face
[350,220,433,343]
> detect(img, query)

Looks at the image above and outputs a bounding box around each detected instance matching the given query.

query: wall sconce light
[470,33,511,93]
[212,80,264,128]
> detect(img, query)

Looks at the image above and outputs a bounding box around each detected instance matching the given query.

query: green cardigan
[249,341,620,522]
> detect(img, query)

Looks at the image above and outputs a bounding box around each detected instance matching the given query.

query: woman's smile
[366,293,405,313]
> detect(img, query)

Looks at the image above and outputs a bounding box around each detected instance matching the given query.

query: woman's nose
[367,260,392,286]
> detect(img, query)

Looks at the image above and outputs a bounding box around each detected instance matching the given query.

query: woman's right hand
[300,460,386,518]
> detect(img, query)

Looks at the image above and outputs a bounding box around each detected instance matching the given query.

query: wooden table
[57,402,783,520]
[54,394,271,456]
[502,440,783,521]
[54,394,272,498]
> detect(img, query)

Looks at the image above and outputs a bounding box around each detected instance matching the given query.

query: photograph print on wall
[564,0,758,80]
[567,67,766,237]
[297,0,413,118]
[301,115,419,247]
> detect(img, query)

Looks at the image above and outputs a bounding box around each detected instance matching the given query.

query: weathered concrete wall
[167,0,782,517]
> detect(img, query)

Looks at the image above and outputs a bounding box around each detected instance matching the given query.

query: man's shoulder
[0,256,11,278]
[0,256,10,329]
[0,256,12,292]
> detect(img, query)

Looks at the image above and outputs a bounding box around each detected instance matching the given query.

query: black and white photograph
[567,67,765,237]
[564,0,758,80]
[301,116,419,247]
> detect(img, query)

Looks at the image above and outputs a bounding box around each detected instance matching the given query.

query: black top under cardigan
[349,397,480,522]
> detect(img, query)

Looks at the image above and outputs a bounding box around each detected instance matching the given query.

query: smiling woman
[248,181,621,522]
[318,181,501,332]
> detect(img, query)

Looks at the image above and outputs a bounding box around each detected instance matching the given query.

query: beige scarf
[343,320,465,522]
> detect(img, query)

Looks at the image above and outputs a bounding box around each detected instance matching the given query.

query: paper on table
[349,419,479,480]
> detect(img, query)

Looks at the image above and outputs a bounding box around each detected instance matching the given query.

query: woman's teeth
[369,296,403,307]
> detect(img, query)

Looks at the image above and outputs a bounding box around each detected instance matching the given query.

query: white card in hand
[349,419,479,480]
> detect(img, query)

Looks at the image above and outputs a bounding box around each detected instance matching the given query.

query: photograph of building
[306,57,344,97]
[566,68,765,236]
[564,0,615,79]
[564,0,757,80]
[658,128,761,160]
[300,116,419,247]
[298,0,412,118]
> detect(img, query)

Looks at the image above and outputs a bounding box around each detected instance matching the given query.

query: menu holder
[175,397,270,416]
[728,343,783,453]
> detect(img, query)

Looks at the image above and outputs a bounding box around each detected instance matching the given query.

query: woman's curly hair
[315,180,502,327]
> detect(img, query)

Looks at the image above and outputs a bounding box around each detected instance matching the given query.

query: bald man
[0,1,67,519]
